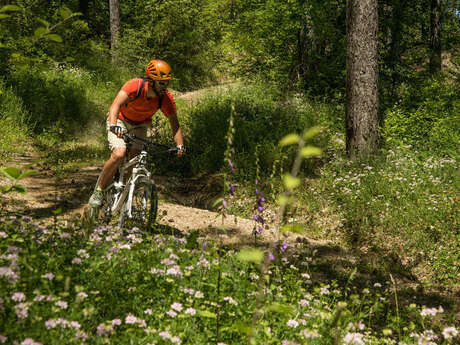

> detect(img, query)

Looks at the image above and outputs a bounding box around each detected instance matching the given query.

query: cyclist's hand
[176,145,186,157]
[110,125,125,138]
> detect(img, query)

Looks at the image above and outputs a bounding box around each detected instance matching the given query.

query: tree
[78,0,90,18]
[429,0,442,74]
[346,0,379,158]
[109,0,120,62]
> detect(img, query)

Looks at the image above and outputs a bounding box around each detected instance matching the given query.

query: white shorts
[106,117,149,151]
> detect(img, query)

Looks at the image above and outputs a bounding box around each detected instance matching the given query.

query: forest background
[0,0,459,344]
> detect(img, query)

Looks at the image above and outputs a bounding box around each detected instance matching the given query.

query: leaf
[211,197,224,208]
[1,186,12,193]
[303,126,321,140]
[197,310,216,318]
[236,248,264,264]
[0,167,21,180]
[12,185,26,194]
[282,174,300,190]
[34,27,49,37]
[266,302,294,314]
[281,224,305,234]
[300,146,322,158]
[276,194,296,206]
[45,34,62,43]
[59,6,72,19]
[18,170,38,180]
[231,322,252,335]
[0,14,10,19]
[37,18,50,27]
[0,5,21,12]
[279,133,300,147]
[53,207,63,215]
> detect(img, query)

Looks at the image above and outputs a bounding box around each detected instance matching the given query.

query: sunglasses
[156,80,169,87]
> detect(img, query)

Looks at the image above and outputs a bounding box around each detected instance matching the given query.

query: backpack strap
[128,77,149,102]
[158,94,164,109]
[125,77,164,110]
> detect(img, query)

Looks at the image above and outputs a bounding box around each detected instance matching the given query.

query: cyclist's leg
[99,118,129,189]
[89,118,128,208]
[98,147,126,189]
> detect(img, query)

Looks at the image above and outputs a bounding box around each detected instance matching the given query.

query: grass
[224,143,459,289]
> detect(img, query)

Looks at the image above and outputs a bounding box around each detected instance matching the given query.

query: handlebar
[123,133,179,154]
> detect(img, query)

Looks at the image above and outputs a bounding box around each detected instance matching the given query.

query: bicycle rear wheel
[119,182,158,231]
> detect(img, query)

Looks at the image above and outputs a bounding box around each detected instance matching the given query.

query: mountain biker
[88,59,185,209]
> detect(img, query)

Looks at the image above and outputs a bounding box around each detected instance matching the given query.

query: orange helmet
[145,59,172,80]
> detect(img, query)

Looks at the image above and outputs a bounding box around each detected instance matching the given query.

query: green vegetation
[0,0,459,343]
[0,217,458,344]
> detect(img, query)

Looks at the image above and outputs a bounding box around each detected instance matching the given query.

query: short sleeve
[161,90,177,118]
[121,79,142,99]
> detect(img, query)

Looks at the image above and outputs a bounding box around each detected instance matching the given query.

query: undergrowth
[0,217,457,344]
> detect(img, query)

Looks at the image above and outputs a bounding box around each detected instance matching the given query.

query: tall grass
[0,79,31,160]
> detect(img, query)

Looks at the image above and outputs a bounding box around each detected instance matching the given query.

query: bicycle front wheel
[120,182,158,231]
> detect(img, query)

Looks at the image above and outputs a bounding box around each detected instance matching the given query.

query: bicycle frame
[92,133,176,227]
[110,149,152,218]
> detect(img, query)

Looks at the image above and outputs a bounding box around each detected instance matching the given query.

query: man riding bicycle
[89,59,185,209]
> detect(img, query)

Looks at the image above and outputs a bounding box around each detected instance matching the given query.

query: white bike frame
[109,149,152,219]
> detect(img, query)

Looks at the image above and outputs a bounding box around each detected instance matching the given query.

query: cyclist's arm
[108,90,130,126]
[168,113,184,154]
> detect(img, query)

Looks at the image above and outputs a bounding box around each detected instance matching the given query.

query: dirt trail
[0,152,307,247]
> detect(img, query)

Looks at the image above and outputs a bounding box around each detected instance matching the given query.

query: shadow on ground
[195,228,460,319]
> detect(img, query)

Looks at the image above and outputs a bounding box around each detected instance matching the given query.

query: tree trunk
[346,0,379,159]
[109,0,120,62]
[78,0,89,18]
[388,0,405,97]
[429,0,442,74]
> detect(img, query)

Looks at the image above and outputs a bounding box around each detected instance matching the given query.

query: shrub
[8,65,92,136]
[383,75,460,158]
[183,84,336,180]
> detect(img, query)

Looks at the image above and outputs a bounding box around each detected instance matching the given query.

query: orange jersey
[118,78,176,124]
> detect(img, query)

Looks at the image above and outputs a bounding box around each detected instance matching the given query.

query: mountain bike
[90,133,178,230]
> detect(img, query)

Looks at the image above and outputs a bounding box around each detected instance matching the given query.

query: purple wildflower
[167,310,177,317]
[171,302,183,312]
[185,307,196,315]
[125,314,137,324]
[228,160,235,172]
[287,319,299,328]
[12,292,25,302]
[55,300,68,309]
[159,331,171,340]
[111,319,122,326]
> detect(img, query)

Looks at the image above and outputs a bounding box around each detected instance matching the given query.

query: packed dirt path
[0,152,306,247]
